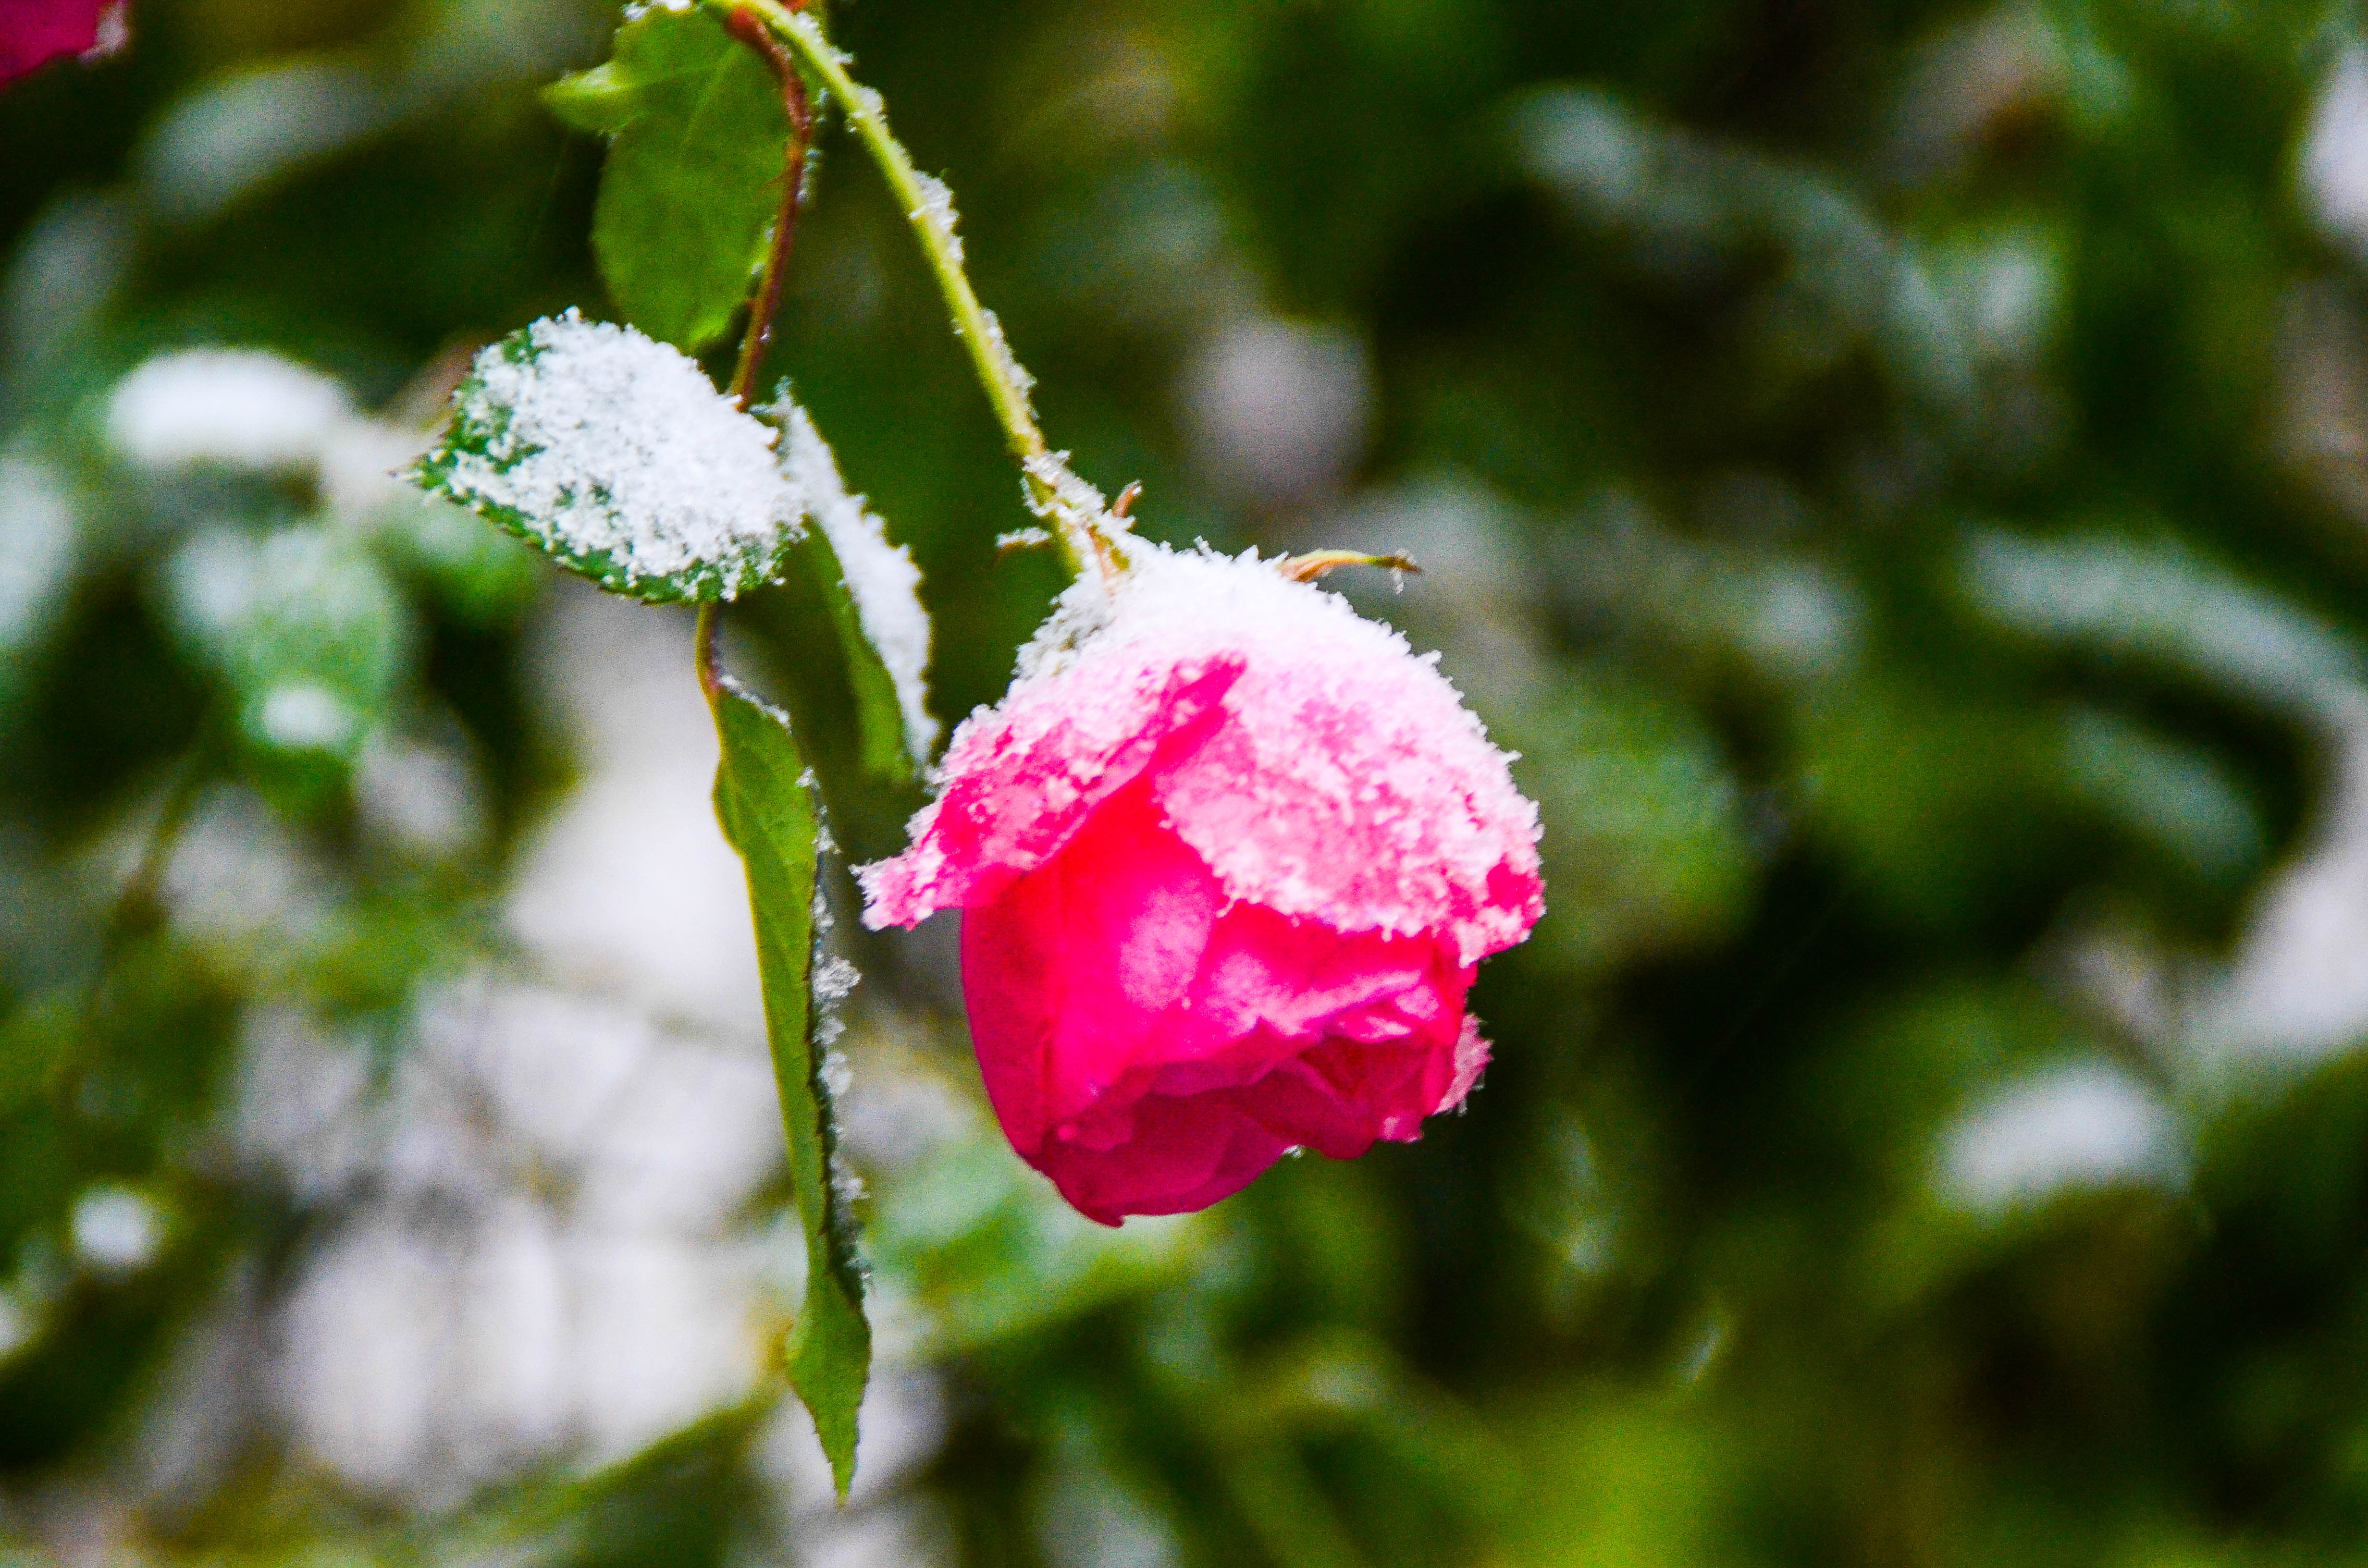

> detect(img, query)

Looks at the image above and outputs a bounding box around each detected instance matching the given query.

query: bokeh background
[7,0,2368,1562]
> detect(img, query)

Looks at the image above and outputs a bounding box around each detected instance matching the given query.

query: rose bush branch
[721,4,814,412]
[717,0,1107,580]
[695,1,818,724]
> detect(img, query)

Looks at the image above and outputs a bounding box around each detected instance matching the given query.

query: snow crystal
[1019,449,1123,548]
[427,312,802,600]
[108,348,353,471]
[814,955,861,1005]
[978,308,1036,404]
[865,542,1543,966]
[783,10,856,74]
[772,399,937,760]
[910,172,963,266]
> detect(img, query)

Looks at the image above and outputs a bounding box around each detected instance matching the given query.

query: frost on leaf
[772,398,938,762]
[415,312,803,603]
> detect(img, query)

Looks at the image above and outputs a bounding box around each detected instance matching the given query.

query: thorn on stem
[1277,549,1422,583]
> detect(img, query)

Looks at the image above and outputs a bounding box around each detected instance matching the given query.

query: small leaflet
[415,312,804,603]
[543,4,789,352]
[772,398,938,761]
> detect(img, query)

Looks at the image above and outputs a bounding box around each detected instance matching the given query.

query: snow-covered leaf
[708,681,869,1494]
[414,313,804,604]
[770,398,937,769]
[544,5,791,353]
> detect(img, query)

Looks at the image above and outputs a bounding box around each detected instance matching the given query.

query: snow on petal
[863,543,1542,968]
[857,650,1245,928]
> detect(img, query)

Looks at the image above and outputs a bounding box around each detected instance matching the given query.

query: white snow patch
[2306,47,2368,264]
[773,400,937,760]
[108,348,353,471]
[256,684,359,751]
[1183,318,1372,504]
[72,1185,165,1275]
[433,312,802,597]
[0,456,76,659]
[1933,1061,2186,1218]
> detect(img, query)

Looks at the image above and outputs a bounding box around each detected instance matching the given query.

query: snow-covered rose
[861,544,1543,1225]
[1,0,122,83]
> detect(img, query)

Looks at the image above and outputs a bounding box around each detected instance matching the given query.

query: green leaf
[544,6,791,353]
[768,398,936,775]
[708,680,869,1494]
[805,525,921,784]
[374,493,546,628]
[731,528,930,864]
[160,524,413,808]
[729,397,933,859]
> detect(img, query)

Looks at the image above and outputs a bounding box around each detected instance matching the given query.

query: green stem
[77,715,217,1055]
[695,600,723,709]
[720,0,1095,578]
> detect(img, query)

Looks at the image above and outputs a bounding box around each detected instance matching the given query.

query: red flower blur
[862,544,1542,1225]
[0,0,123,84]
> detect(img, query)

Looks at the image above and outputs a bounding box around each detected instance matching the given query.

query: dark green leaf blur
[4,0,2368,1562]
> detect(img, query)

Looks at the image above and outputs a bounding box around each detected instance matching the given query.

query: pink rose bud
[862,544,1543,1225]
[0,0,126,84]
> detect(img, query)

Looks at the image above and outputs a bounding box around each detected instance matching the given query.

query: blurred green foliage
[10,0,2368,1563]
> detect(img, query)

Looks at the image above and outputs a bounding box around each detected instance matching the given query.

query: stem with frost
[716,0,1098,579]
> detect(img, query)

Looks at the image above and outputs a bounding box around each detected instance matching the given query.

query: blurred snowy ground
[122,584,959,1565]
